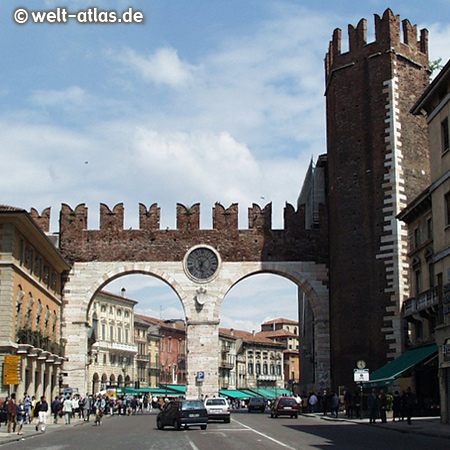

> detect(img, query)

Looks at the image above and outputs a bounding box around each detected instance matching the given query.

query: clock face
[185,247,219,281]
[357,360,366,369]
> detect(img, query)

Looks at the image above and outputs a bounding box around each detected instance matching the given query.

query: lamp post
[122,357,128,397]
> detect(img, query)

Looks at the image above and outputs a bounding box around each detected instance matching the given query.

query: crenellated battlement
[325,9,429,84]
[29,207,51,233]
[33,201,329,264]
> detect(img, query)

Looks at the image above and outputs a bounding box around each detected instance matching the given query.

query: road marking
[231,418,297,450]
[187,436,201,450]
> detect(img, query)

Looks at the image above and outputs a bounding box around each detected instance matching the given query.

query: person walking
[404,387,417,425]
[51,396,62,424]
[37,396,49,433]
[16,399,25,435]
[368,389,378,424]
[308,392,318,413]
[6,393,17,434]
[63,394,73,424]
[379,390,387,423]
[331,392,340,418]
[392,391,402,422]
[83,394,93,421]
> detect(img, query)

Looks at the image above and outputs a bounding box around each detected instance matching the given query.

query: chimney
[121,287,126,297]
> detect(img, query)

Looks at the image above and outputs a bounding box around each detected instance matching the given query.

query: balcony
[403,287,438,318]
[136,354,149,362]
[219,360,234,370]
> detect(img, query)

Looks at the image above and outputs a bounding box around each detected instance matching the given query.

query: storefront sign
[3,355,21,385]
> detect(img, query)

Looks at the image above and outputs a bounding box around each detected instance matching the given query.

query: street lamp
[122,357,128,396]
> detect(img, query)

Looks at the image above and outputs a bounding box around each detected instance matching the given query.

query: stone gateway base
[62,260,329,398]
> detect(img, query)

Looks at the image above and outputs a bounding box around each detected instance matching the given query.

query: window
[256,363,261,375]
[125,329,129,343]
[101,324,105,340]
[118,328,122,342]
[263,363,268,375]
[248,362,254,375]
[110,325,113,341]
[427,218,433,240]
[442,117,449,153]
[413,227,420,249]
[270,364,275,375]
[277,365,282,376]
[446,192,450,226]
[168,337,172,352]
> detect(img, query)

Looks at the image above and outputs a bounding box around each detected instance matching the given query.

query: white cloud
[114,47,198,88]
[29,86,87,108]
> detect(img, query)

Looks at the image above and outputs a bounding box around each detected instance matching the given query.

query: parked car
[204,397,231,423]
[247,397,265,413]
[270,397,299,418]
[157,400,208,430]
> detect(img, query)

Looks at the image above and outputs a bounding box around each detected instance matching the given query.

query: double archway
[62,260,329,398]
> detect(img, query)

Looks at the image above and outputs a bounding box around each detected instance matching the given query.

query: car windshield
[251,398,263,403]
[181,400,204,410]
[206,399,226,406]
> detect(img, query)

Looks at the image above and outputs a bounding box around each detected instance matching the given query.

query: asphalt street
[1,410,449,450]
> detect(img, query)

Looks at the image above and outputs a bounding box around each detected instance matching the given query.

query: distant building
[87,290,138,394]
[219,329,238,390]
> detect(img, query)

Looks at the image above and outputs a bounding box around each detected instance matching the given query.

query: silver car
[204,397,231,423]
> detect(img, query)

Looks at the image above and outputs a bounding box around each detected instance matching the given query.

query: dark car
[270,397,299,418]
[157,400,208,430]
[247,397,265,413]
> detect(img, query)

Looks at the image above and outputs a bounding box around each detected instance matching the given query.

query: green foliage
[430,57,443,75]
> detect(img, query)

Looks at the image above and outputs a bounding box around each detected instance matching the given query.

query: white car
[204,397,231,423]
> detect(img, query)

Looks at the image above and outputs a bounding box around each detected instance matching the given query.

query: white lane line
[186,436,201,450]
[231,418,297,450]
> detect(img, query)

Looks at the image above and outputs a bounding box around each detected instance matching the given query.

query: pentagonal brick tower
[325,9,430,388]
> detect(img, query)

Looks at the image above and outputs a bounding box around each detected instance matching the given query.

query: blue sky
[2,1,450,331]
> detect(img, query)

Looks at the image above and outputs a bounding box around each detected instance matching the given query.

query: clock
[357,360,366,369]
[184,246,220,281]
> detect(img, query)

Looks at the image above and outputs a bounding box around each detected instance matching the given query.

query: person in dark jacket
[392,391,402,421]
[404,387,417,425]
[7,393,17,433]
[51,396,62,424]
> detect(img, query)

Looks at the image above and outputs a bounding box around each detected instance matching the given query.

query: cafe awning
[219,389,251,400]
[362,344,438,388]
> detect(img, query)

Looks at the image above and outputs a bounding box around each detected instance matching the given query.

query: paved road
[2,410,449,450]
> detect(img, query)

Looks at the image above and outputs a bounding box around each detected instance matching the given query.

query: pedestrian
[6,393,17,433]
[404,387,417,425]
[344,389,353,418]
[353,391,362,419]
[308,392,318,413]
[63,394,73,424]
[368,389,378,424]
[331,392,340,418]
[37,396,49,432]
[16,399,25,435]
[83,394,93,421]
[392,391,402,422]
[379,389,387,423]
[23,394,32,424]
[51,396,62,424]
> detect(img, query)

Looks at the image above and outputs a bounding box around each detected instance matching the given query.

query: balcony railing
[403,287,438,317]
[136,354,150,361]
[16,327,64,356]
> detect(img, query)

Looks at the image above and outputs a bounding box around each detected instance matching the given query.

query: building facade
[325,9,431,389]
[410,58,450,423]
[0,206,69,400]
[87,290,138,394]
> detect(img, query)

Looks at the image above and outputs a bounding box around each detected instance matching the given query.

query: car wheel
[295,414,298,419]
[225,418,230,423]
[174,419,181,430]
[157,418,164,430]
[201,425,207,430]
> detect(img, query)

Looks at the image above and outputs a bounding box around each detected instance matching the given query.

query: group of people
[0,393,49,435]
[368,387,417,424]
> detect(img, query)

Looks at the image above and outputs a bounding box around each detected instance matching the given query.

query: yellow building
[0,206,70,399]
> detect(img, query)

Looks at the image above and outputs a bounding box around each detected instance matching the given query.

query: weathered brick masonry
[325,9,430,388]
[57,202,328,265]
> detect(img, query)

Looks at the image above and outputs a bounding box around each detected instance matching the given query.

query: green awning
[362,344,438,388]
[239,389,263,398]
[159,384,186,394]
[248,388,292,399]
[219,389,251,400]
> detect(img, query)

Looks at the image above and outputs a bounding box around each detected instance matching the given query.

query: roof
[220,328,284,347]
[411,58,450,115]
[261,318,298,327]
[256,329,298,339]
[97,290,139,305]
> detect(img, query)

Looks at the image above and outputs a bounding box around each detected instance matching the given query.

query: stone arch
[216,261,330,392]
[63,260,328,398]
[110,374,116,385]
[80,263,188,323]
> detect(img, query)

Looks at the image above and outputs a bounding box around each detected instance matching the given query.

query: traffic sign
[3,355,21,385]
[353,368,369,382]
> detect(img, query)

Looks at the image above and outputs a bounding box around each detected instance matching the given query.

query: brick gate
[56,201,329,398]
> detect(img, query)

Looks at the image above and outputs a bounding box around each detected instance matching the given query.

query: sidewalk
[0,414,88,445]
[319,413,450,440]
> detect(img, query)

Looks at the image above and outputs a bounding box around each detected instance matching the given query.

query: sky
[2,0,450,331]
